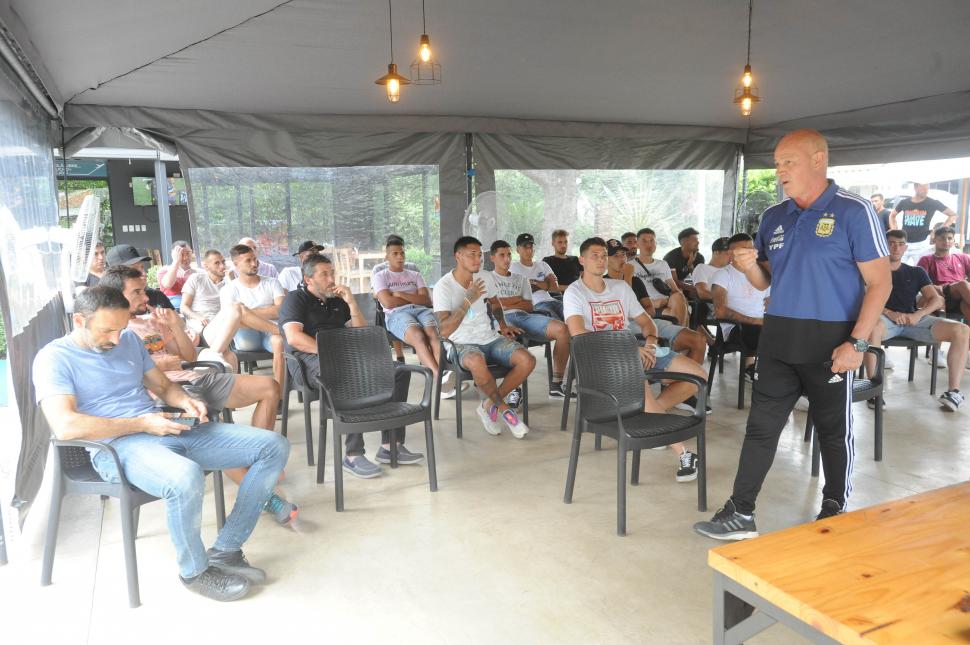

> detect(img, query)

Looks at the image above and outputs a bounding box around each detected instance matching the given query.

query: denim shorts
[449,336,523,370]
[504,310,552,343]
[234,328,275,353]
[386,304,438,341]
[653,318,685,344]
[646,347,677,371]
[881,314,939,345]
[534,299,564,321]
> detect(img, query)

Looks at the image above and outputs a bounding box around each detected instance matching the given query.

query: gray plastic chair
[314,326,436,511]
[563,330,708,536]
[41,434,226,608]
[281,350,321,466]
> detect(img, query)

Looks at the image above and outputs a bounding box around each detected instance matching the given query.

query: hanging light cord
[388,0,395,63]
[422,0,427,33]
[746,0,753,65]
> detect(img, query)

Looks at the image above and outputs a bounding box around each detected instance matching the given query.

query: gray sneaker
[180,566,250,602]
[693,499,759,541]
[342,455,382,479]
[376,444,425,465]
[206,548,266,584]
[939,389,964,412]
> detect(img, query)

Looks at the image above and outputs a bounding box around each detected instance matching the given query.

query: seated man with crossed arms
[33,287,289,602]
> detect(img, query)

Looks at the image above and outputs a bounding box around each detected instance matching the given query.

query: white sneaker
[475,403,503,436]
[794,396,810,412]
[883,355,895,371]
[929,350,945,368]
[499,408,529,439]
[439,371,470,399]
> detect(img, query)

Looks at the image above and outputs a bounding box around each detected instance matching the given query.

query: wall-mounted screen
[131,176,188,206]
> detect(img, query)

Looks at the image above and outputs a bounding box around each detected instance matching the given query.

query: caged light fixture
[733,0,761,117]
[375,0,411,102]
[409,0,441,85]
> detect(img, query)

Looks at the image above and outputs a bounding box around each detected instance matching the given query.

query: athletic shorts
[181,372,236,413]
[881,313,939,345]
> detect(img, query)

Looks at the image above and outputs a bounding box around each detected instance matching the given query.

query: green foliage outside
[0,314,6,360]
[146,264,160,289]
[736,169,778,235]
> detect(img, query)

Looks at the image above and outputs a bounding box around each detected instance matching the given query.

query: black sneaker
[939,389,964,412]
[866,397,885,410]
[676,450,699,482]
[815,499,843,520]
[180,565,250,601]
[206,548,267,584]
[548,382,575,399]
[505,387,523,409]
[693,499,759,541]
[744,365,756,383]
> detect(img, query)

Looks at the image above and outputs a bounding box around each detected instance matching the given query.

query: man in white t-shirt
[690,237,731,301]
[373,237,443,380]
[181,249,246,370]
[511,233,564,321]
[433,236,536,438]
[565,237,709,482]
[627,227,688,326]
[483,240,572,398]
[712,233,769,380]
[278,240,324,292]
[222,244,285,386]
[229,237,279,280]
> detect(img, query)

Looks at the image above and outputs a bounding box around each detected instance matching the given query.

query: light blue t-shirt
[33,330,159,440]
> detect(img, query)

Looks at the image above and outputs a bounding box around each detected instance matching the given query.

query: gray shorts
[881,314,939,345]
[181,372,236,413]
[654,317,686,344]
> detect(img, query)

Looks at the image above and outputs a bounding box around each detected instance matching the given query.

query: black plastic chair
[230,339,274,375]
[882,337,939,395]
[281,350,321,466]
[313,326,436,511]
[563,331,708,535]
[41,430,226,608]
[805,347,886,476]
[435,337,530,438]
[706,321,752,409]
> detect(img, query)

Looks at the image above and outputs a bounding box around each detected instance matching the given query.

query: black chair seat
[853,379,877,397]
[339,401,425,423]
[588,412,700,439]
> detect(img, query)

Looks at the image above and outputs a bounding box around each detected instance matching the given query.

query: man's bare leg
[404,325,439,376]
[221,374,282,485]
[425,326,442,367]
[666,292,689,327]
[464,353,509,413]
[495,348,536,398]
[672,328,706,364]
[864,320,887,379]
[202,303,243,354]
[932,320,970,390]
[269,333,284,386]
[546,320,570,382]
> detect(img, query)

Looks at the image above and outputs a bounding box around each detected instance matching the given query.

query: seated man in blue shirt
[866,229,969,411]
[33,286,289,602]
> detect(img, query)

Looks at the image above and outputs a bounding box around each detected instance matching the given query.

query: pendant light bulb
[387,78,401,102]
[419,34,432,62]
[741,64,753,88]
[741,95,752,116]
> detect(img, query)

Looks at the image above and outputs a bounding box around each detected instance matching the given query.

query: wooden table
[708,483,970,644]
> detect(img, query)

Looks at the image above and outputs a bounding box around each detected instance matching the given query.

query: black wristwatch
[847,336,869,352]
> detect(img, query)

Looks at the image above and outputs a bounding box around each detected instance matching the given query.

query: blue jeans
[234,328,275,353]
[92,423,290,578]
[504,310,552,343]
[534,299,564,321]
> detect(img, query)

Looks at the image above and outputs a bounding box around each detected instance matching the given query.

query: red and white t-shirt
[563,278,645,332]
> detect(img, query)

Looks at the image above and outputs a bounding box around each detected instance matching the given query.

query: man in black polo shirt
[663,227,706,296]
[542,229,582,291]
[278,254,419,479]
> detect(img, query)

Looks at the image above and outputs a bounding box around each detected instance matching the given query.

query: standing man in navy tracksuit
[694,129,892,540]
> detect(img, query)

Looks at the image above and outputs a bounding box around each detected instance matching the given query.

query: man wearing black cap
[663,227,706,297]
[106,243,175,310]
[511,233,564,321]
[278,241,325,292]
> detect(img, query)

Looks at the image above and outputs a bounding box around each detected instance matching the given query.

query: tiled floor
[1,347,966,644]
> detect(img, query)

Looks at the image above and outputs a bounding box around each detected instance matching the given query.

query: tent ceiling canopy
[7,0,970,128]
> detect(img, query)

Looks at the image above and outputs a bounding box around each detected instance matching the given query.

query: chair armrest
[181,360,227,374]
[51,438,135,489]
[312,375,339,414]
[643,371,708,419]
[865,346,885,386]
[575,385,627,428]
[395,363,434,408]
